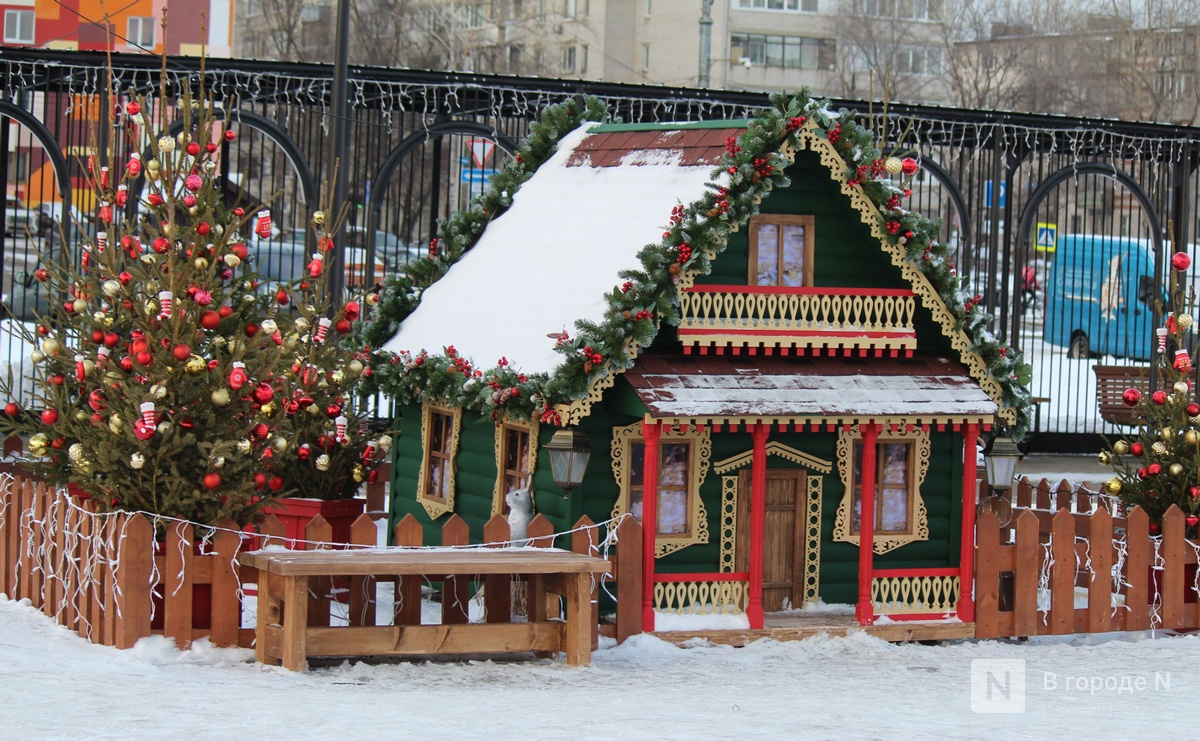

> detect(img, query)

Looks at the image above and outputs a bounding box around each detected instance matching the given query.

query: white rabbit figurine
[505,488,534,546]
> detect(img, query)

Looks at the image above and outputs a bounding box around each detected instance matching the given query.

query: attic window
[749,214,814,286]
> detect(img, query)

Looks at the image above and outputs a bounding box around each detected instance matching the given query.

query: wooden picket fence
[0,466,643,651]
[975,477,1200,638]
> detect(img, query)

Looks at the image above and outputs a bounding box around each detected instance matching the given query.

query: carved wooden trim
[833,425,930,554]
[416,400,462,520]
[491,416,539,516]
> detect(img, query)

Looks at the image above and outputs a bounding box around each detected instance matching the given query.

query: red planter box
[259,497,367,547]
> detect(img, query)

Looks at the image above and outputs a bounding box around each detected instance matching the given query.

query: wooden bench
[239,548,611,672]
[1093,364,1150,425]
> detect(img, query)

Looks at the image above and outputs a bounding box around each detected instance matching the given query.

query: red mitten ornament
[229,362,247,390]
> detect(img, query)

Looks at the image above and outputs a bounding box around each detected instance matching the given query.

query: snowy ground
[1,596,1194,740]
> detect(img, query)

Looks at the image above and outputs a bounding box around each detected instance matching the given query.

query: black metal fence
[4,48,1200,451]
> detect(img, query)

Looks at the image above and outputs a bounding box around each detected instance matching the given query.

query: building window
[417,401,462,518]
[895,45,942,75]
[642,42,651,70]
[127,17,156,48]
[611,422,712,558]
[730,34,830,69]
[861,0,941,20]
[748,214,814,287]
[564,0,577,18]
[4,10,34,45]
[645,0,652,15]
[735,0,818,11]
[833,427,930,553]
[561,45,576,73]
[580,44,588,73]
[493,419,538,515]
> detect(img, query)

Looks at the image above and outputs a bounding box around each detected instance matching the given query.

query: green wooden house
[366,95,1028,632]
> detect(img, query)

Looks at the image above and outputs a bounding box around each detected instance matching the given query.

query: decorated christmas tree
[1099,240,1200,531]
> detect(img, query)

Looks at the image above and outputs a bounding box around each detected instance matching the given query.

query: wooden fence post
[348,514,378,628]
[1125,507,1151,630]
[0,472,14,597]
[1015,476,1032,510]
[1054,481,1073,512]
[1013,510,1040,637]
[441,515,470,624]
[75,500,93,639]
[210,521,243,648]
[47,493,67,622]
[616,516,643,643]
[393,514,423,626]
[1162,506,1185,630]
[114,513,153,649]
[526,515,556,625]
[974,511,1000,639]
[482,514,512,624]
[164,520,195,649]
[305,515,333,628]
[1050,510,1075,635]
[1087,507,1113,633]
[572,516,599,650]
[15,477,33,602]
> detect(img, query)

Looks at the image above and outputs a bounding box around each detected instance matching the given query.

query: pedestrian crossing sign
[1035,222,1057,252]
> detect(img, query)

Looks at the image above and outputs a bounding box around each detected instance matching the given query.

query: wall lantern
[545,427,592,498]
[984,436,1022,493]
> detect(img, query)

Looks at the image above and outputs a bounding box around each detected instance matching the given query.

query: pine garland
[357,90,1033,438]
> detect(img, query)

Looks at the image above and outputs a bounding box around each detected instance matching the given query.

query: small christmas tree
[1099,240,1200,531]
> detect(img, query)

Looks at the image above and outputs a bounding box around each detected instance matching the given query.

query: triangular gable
[713,442,833,474]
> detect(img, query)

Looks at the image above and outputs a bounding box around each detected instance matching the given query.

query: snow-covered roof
[380,122,734,375]
[625,354,998,425]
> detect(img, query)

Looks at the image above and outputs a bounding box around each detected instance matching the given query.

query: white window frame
[126,16,156,49]
[735,0,815,11]
[642,42,651,71]
[561,45,576,73]
[3,10,34,45]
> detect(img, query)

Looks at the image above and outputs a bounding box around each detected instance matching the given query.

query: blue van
[1043,234,1158,360]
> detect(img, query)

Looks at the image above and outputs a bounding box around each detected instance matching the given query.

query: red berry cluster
[540,408,562,425]
[497,356,508,367]
[622,281,634,293]
[753,157,774,178]
[725,136,741,156]
[635,310,651,320]
[669,204,685,226]
[827,123,842,143]
[886,221,901,234]
[676,243,692,264]
[963,294,982,313]
[428,238,439,257]
[870,159,887,178]
[581,346,603,365]
[714,188,731,213]
[885,195,901,210]
[786,115,807,131]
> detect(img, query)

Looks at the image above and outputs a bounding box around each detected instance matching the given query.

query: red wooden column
[855,423,880,626]
[959,423,980,623]
[747,421,769,629]
[641,419,661,631]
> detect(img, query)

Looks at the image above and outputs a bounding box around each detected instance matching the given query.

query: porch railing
[653,572,749,615]
[678,285,916,357]
[871,567,962,617]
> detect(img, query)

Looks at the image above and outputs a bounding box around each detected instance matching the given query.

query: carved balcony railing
[678,285,917,357]
[653,573,749,616]
[871,568,961,618]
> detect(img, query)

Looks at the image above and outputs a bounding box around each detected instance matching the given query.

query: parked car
[4,197,37,237]
[252,233,389,293]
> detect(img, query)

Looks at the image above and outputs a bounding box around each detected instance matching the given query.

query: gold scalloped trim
[416,400,462,520]
[800,120,1014,427]
[720,475,738,573]
[610,421,711,558]
[803,474,823,607]
[491,416,539,515]
[712,441,833,475]
[833,425,930,554]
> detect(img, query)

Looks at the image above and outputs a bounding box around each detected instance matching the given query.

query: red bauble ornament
[253,423,269,440]
[343,301,360,320]
[326,404,341,418]
[1152,390,1168,406]
[35,268,49,282]
[1150,522,1162,535]
[152,237,170,254]
[147,193,164,207]
[88,389,106,412]
[201,311,221,330]
[901,157,919,176]
[1191,486,1200,499]
[182,194,197,209]
[1148,463,1163,476]
[245,323,259,337]
[203,472,221,490]
[126,101,141,116]
[253,382,274,405]
[40,409,58,425]
[1131,442,1144,456]
[224,129,236,141]
[186,141,201,157]
[335,319,352,334]
[3,402,18,417]
[205,142,217,153]
[184,174,203,192]
[1189,403,1200,417]
[104,332,119,348]
[91,330,105,344]
[268,476,284,492]
[119,356,134,372]
[218,305,233,318]
[51,437,64,449]
[172,344,191,361]
[196,222,211,236]
[135,350,153,366]
[118,271,133,285]
[231,243,248,260]
[253,472,267,490]
[275,289,289,306]
[367,469,379,484]
[1121,388,1141,406]
[1188,515,1200,528]
[1172,251,1192,272]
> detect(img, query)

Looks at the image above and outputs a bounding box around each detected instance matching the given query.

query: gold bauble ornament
[81,359,94,377]
[1175,382,1190,395]
[1112,439,1130,455]
[130,453,145,469]
[149,383,167,400]
[1105,478,1122,495]
[1179,314,1194,332]
[330,370,345,385]
[146,158,160,173]
[315,454,331,471]
[352,464,364,483]
[271,437,288,453]
[237,439,252,455]
[1153,441,1169,456]
[144,299,158,315]
[283,337,298,351]
[72,298,87,313]
[140,253,157,265]
[261,319,278,335]
[1162,428,1174,442]
[260,402,277,416]
[30,350,44,363]
[347,360,363,375]
[102,280,122,297]
[312,210,326,225]
[223,253,241,267]
[1187,430,1200,445]
[186,355,206,375]
[307,404,321,416]
[73,410,88,423]
[1171,463,1185,476]
[885,157,903,174]
[194,258,209,270]
[295,317,311,333]
[213,456,225,469]
[378,435,393,452]
[366,293,379,306]
[28,433,48,457]
[68,443,84,462]
[157,135,175,153]
[1098,450,1111,465]
[109,414,123,434]
[41,338,61,355]
[211,388,231,406]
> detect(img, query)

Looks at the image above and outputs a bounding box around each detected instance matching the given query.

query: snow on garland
[355,90,1033,439]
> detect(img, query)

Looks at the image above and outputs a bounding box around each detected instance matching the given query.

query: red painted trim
[685,285,916,297]
[747,422,770,630]
[656,572,750,583]
[881,612,957,622]
[856,424,880,626]
[873,567,961,578]
[959,423,980,623]
[641,420,661,632]
[678,328,915,338]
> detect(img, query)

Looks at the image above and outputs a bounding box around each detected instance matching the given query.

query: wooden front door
[736,469,807,612]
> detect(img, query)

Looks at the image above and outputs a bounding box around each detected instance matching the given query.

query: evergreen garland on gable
[357,90,1034,439]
